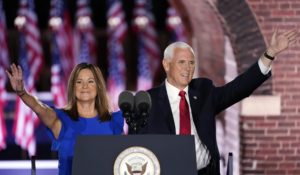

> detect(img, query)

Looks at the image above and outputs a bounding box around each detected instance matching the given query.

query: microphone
[118,90,151,133]
[135,91,151,115]
[118,90,134,124]
[134,91,151,127]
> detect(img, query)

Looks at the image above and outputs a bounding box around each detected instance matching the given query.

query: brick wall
[243,0,300,174]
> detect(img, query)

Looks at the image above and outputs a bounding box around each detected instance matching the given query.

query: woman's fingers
[11,64,18,76]
[8,64,23,79]
[17,65,23,77]
[5,69,12,79]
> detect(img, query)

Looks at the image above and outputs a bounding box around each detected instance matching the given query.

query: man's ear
[162,59,169,72]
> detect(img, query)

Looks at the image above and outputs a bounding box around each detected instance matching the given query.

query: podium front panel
[72,135,197,175]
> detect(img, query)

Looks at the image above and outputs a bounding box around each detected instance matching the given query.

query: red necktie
[179,91,191,135]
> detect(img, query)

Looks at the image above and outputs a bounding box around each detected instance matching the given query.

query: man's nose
[183,62,192,70]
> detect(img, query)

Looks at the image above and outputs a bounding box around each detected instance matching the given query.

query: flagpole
[31,156,36,175]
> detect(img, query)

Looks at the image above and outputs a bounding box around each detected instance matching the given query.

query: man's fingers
[286,38,297,46]
[283,29,298,38]
[271,28,278,41]
[286,31,298,41]
[288,37,297,44]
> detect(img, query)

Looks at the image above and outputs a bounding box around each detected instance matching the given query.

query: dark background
[1,0,173,160]
[3,0,171,92]
[3,0,169,29]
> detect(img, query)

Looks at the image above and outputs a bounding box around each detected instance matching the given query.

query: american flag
[133,0,160,90]
[49,0,74,82]
[50,37,67,107]
[0,0,8,150]
[106,0,127,110]
[49,0,71,107]
[13,0,43,156]
[75,0,97,64]
[166,6,187,42]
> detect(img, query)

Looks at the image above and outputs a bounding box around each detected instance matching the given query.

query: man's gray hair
[163,41,195,60]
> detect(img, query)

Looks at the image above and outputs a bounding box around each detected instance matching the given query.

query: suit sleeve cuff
[258,59,272,75]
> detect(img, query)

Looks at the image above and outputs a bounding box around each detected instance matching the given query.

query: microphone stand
[125,112,148,134]
[125,113,139,134]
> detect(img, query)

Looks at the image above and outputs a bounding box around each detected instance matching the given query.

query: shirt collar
[165,79,189,99]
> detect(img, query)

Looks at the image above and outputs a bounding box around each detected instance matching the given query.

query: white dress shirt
[165,81,211,170]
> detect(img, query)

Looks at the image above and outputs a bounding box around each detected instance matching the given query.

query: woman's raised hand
[6,64,26,96]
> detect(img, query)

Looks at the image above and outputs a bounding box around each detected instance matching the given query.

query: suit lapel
[158,83,176,134]
[188,83,211,145]
[188,88,202,127]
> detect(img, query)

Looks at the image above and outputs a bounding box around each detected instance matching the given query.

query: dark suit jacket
[132,62,270,174]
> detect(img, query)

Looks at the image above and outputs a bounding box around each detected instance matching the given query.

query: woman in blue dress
[6,62,124,175]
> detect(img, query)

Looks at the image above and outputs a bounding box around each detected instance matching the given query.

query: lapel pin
[193,96,197,100]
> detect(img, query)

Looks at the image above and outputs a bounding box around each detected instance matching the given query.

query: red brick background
[244,0,300,174]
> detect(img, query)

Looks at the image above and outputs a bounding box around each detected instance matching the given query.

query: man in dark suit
[134,29,298,175]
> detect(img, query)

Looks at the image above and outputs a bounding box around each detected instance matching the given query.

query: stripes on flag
[0,0,9,150]
[106,0,128,110]
[49,0,71,108]
[49,0,74,108]
[166,6,187,42]
[75,0,97,64]
[16,0,43,80]
[13,0,43,156]
[136,41,153,90]
[50,37,67,107]
[49,0,74,81]
[133,0,160,90]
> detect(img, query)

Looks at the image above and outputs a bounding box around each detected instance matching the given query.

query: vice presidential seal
[113,146,160,175]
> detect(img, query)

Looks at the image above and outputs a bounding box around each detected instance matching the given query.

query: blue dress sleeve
[110,111,124,134]
[46,107,68,151]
